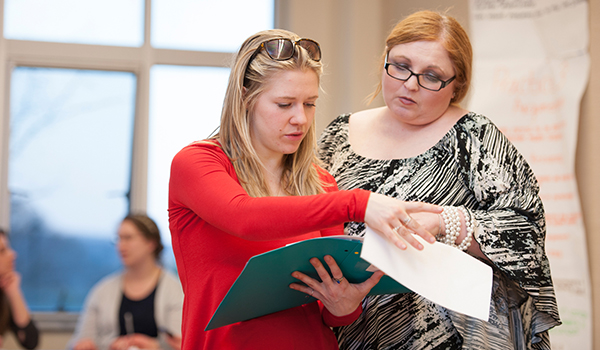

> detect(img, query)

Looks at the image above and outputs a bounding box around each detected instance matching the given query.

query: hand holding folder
[206,230,493,331]
[288,248,385,318]
[205,235,410,331]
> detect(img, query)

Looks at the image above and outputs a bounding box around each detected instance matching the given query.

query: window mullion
[128,0,153,213]
[6,40,143,71]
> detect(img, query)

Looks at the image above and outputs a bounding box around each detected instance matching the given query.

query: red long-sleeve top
[168,142,371,350]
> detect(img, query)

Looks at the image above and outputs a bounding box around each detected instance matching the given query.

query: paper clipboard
[205,236,410,331]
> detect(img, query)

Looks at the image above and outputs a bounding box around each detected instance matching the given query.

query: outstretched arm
[170,143,441,250]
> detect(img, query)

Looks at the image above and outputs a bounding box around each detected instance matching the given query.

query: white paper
[361,227,492,321]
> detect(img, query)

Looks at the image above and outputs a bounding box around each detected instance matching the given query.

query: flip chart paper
[468,1,591,346]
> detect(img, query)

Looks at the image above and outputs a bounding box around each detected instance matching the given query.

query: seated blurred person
[69,214,183,350]
[0,228,39,350]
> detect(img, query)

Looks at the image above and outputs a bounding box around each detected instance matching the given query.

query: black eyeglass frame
[384,61,456,92]
[247,38,322,67]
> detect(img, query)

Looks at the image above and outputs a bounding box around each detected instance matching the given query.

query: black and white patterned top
[318,113,561,350]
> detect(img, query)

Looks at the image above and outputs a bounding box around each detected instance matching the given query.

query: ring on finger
[403,216,412,225]
[332,276,345,284]
[393,226,401,233]
[310,288,314,296]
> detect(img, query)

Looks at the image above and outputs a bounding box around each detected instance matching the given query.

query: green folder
[205,236,411,331]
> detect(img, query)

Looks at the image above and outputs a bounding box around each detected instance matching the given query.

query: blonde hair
[371,10,472,105]
[212,29,324,197]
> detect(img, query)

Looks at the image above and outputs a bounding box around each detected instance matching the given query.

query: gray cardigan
[68,269,183,350]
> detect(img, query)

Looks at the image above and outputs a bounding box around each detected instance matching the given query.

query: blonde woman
[168,29,441,350]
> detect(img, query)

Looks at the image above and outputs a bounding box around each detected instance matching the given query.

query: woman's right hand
[0,271,22,296]
[364,193,442,250]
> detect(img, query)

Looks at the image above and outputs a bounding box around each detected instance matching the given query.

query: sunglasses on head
[247,38,322,66]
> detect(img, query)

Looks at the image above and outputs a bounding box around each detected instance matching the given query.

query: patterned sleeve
[318,114,350,171]
[458,115,561,330]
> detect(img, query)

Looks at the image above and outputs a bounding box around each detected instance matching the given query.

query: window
[4,0,144,46]
[1,0,275,325]
[147,65,230,253]
[152,0,274,51]
[9,67,135,311]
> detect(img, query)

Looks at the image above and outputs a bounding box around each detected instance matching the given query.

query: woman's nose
[291,106,308,125]
[404,74,420,90]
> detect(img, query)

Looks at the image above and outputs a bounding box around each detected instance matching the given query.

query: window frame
[0,0,282,331]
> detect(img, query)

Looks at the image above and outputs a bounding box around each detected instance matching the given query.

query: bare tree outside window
[9,67,135,311]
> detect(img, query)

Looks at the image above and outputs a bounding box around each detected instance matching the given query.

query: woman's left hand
[289,255,384,317]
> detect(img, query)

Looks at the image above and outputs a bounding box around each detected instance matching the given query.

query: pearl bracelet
[441,206,475,251]
[457,207,474,251]
[441,206,460,246]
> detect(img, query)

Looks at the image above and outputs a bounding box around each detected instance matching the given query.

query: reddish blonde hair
[371,10,472,105]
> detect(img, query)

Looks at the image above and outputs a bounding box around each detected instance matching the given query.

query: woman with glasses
[319,10,561,350]
[168,29,442,350]
[69,214,183,350]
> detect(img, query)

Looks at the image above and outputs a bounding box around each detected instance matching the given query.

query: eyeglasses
[248,38,322,65]
[384,62,456,91]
